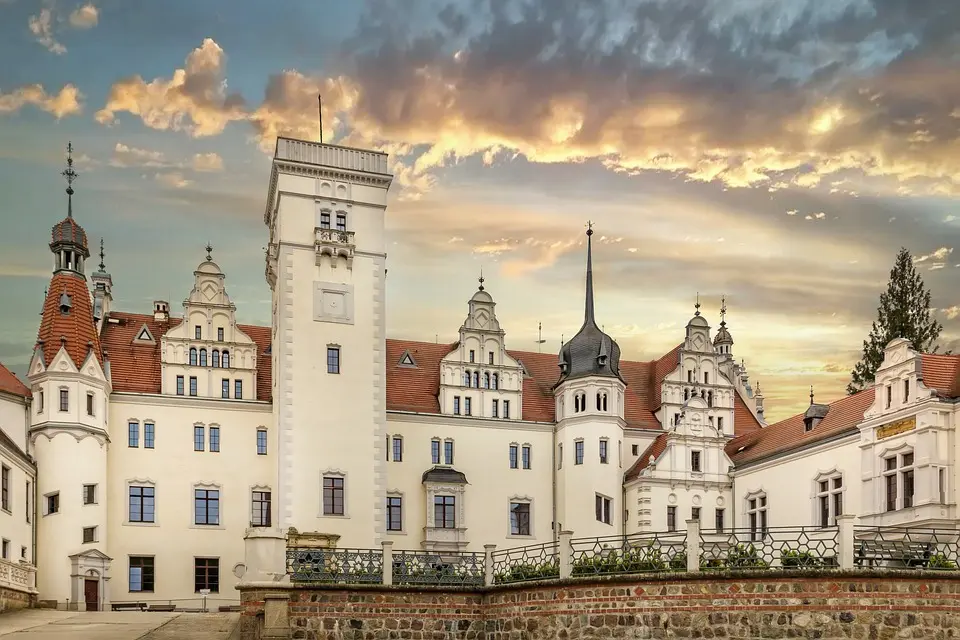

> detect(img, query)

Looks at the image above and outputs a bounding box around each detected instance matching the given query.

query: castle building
[0,138,956,610]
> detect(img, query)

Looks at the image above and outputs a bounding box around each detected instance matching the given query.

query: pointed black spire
[810,385,815,405]
[719,295,727,328]
[478,267,485,292]
[98,238,106,272]
[62,142,78,219]
[585,221,595,326]
[694,292,701,316]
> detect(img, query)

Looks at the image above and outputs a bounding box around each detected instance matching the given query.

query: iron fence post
[558,530,574,579]
[686,519,701,573]
[484,545,496,586]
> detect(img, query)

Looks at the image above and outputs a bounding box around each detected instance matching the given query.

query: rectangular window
[189,376,197,397]
[38,389,43,412]
[903,470,915,509]
[488,351,494,365]
[885,385,892,408]
[715,508,725,532]
[435,495,456,528]
[257,429,267,455]
[82,526,97,544]
[575,440,584,465]
[59,388,68,412]
[83,484,96,505]
[691,507,701,521]
[130,557,155,592]
[129,486,155,523]
[20,547,26,560]
[144,423,155,449]
[885,473,897,512]
[464,397,472,416]
[717,416,724,431]
[195,325,202,340]
[904,379,910,402]
[558,443,563,469]
[492,399,499,418]
[595,494,612,525]
[747,496,768,541]
[234,380,242,399]
[217,327,224,341]
[25,482,30,523]
[431,440,441,465]
[194,489,220,525]
[444,440,454,465]
[221,379,229,399]
[392,436,403,462]
[86,392,95,416]
[323,477,344,516]
[468,350,475,363]
[0,466,8,511]
[522,445,531,470]
[176,376,184,396]
[503,400,510,419]
[194,558,219,593]
[453,396,461,415]
[128,422,139,447]
[599,440,608,464]
[1,540,7,560]
[387,496,403,531]
[336,213,347,231]
[47,493,59,515]
[320,211,330,228]
[510,502,530,535]
[194,426,205,452]
[209,427,220,452]
[327,347,340,374]
[251,491,271,527]
[509,444,518,469]
[691,450,701,472]
[632,444,639,456]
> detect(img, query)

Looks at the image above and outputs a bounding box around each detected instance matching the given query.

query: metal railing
[275,138,390,174]
[490,541,559,584]
[393,550,485,586]
[570,531,687,576]
[286,548,383,584]
[853,526,960,570]
[699,526,839,570]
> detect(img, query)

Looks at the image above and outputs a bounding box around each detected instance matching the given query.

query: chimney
[154,300,169,323]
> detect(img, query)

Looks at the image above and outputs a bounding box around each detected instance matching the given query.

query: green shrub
[780,547,822,568]
[926,554,957,570]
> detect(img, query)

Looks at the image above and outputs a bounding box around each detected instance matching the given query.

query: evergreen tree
[848,248,943,394]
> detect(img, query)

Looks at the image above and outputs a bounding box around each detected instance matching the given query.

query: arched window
[464,370,471,387]
[189,347,198,366]
[492,374,499,390]
[473,372,480,388]
[684,388,689,401]
[212,350,220,368]
[484,373,490,389]
[597,392,608,412]
[707,391,713,407]
[199,349,208,367]
[222,350,230,368]
[575,392,587,413]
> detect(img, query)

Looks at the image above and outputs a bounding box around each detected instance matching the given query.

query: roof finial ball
[694,292,701,317]
[62,141,78,219]
[205,243,213,262]
[586,220,594,237]
[478,267,484,292]
[810,385,815,405]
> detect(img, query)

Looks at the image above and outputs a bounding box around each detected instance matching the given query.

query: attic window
[58,291,72,314]
[398,350,417,368]
[804,417,822,432]
[134,325,156,345]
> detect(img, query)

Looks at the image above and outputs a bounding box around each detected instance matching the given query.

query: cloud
[191,152,224,172]
[914,247,953,263]
[786,209,798,216]
[69,3,98,29]
[943,307,960,320]
[109,143,224,174]
[804,212,827,220]
[154,172,192,189]
[95,38,245,137]
[0,83,82,118]
[28,8,66,54]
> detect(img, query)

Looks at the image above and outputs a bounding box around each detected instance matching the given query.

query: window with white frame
[522,445,531,469]
[884,452,914,511]
[595,494,612,525]
[815,474,843,527]
[251,490,271,527]
[746,494,768,541]
[129,485,155,523]
[691,450,702,472]
[392,436,403,462]
[431,439,441,465]
[509,444,519,469]
[387,494,403,531]
[257,429,268,455]
[575,440,584,465]
[444,439,454,465]
[599,439,608,464]
[194,488,220,525]
[128,421,139,448]
[510,501,531,535]
[323,475,345,516]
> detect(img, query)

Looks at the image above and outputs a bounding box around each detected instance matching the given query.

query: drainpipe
[551,424,558,543]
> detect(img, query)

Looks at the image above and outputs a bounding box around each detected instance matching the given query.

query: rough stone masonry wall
[0,585,34,614]
[239,571,960,640]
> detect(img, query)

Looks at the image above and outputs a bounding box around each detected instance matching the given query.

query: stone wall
[238,571,960,640]
[0,584,35,614]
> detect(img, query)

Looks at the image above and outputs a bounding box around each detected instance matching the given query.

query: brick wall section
[238,571,960,640]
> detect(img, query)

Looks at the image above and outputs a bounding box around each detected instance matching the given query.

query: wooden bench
[147,604,177,612]
[219,605,243,612]
[855,540,932,568]
[111,602,147,611]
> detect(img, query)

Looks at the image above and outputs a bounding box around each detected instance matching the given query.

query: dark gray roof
[804,403,830,420]
[421,467,468,484]
[556,228,623,385]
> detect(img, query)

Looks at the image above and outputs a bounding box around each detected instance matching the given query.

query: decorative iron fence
[393,550,485,586]
[853,527,960,570]
[699,526,839,570]
[491,541,559,584]
[286,548,383,584]
[570,532,688,576]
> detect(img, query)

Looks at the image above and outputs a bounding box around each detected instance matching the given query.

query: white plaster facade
[7,137,960,609]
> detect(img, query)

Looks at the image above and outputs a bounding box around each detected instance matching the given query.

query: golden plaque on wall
[876,416,916,440]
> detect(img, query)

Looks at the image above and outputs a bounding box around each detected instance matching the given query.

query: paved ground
[0,610,240,639]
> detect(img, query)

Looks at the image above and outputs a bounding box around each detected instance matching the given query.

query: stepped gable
[0,362,30,398]
[726,388,875,467]
[36,272,102,369]
[99,311,273,402]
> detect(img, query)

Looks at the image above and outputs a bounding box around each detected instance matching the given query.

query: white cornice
[730,431,859,475]
[109,392,272,413]
[858,398,950,431]
[387,410,554,432]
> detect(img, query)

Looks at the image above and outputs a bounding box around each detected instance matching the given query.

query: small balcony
[315,228,355,269]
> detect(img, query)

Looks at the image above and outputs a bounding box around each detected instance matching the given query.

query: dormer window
[58,291,72,314]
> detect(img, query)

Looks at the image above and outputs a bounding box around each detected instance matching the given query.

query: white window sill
[190,523,224,530]
[124,521,159,527]
[507,534,535,539]
[318,513,350,519]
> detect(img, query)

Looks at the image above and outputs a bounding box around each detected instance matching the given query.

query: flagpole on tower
[318,94,323,144]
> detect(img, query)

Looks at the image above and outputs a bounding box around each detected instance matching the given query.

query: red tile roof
[624,432,669,480]
[99,312,273,402]
[36,272,102,369]
[51,216,89,250]
[726,388,875,467]
[733,393,763,436]
[0,362,30,398]
[920,353,960,397]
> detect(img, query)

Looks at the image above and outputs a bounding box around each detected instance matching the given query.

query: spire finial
[478,267,484,291]
[584,221,596,325]
[694,292,701,316]
[810,385,815,405]
[98,238,106,272]
[719,295,727,326]
[205,243,213,261]
[62,141,79,218]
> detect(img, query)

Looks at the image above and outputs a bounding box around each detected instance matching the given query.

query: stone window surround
[320,469,348,519]
[128,554,156,593]
[507,495,534,538]
[58,385,69,412]
[425,483,466,530]
[599,438,609,465]
[812,469,845,528]
[391,435,403,462]
[880,444,915,512]
[250,484,272,528]
[386,490,405,535]
[430,438,441,465]
[191,481,224,529]
[595,492,613,525]
[43,490,60,517]
[125,478,158,527]
[82,482,98,506]
[574,438,585,465]
[82,525,98,544]
[744,489,768,538]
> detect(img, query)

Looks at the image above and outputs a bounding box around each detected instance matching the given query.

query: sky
[1,0,959,423]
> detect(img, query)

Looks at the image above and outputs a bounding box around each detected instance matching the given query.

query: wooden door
[84,579,99,611]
